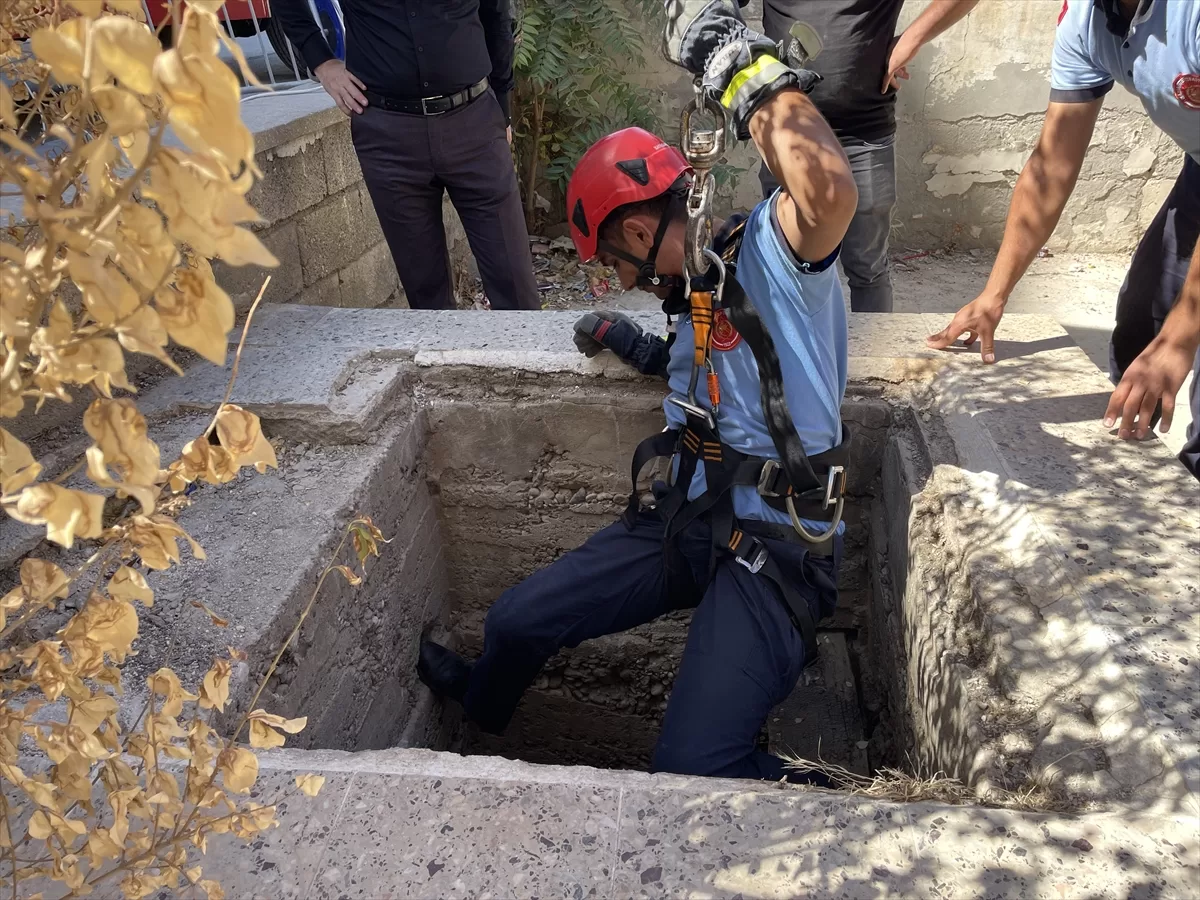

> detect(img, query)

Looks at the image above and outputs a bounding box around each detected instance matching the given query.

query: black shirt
[763,0,905,143]
[275,0,515,121]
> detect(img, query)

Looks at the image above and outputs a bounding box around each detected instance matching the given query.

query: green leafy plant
[511,0,663,230]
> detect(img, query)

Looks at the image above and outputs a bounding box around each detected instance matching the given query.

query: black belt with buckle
[363,78,489,116]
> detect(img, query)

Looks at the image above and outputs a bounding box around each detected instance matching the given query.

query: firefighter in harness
[418,0,858,782]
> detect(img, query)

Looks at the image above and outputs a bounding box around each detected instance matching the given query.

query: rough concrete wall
[217,97,474,310]
[626,0,1172,251]
[893,0,1179,253]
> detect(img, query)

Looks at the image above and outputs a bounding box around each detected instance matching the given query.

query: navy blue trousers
[1110,155,1200,478]
[463,509,841,782]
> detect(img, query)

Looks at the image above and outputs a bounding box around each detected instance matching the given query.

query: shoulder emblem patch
[711,309,742,351]
[1174,73,1200,111]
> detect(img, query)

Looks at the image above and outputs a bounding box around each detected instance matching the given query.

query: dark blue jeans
[1110,155,1200,479]
[463,510,841,781]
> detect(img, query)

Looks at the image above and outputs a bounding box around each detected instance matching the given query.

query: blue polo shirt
[1050,0,1200,162]
[663,194,848,529]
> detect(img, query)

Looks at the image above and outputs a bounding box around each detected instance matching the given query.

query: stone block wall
[218,94,474,311]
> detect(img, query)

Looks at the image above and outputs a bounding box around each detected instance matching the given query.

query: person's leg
[839,138,897,313]
[432,92,540,310]
[461,510,708,733]
[651,534,841,782]
[350,107,455,309]
[1110,156,1200,381]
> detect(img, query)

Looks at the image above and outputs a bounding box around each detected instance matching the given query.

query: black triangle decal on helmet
[616,158,650,186]
[572,198,590,237]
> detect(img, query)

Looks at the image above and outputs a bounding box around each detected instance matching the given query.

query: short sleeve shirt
[1050,0,1200,162]
[664,194,848,528]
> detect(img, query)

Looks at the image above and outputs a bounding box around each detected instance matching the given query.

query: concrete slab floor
[581,250,1196,458]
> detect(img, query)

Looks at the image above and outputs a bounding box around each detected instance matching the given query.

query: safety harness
[620,216,852,663]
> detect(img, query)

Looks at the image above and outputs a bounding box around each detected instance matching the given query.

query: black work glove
[662,0,821,139]
[573,311,671,380]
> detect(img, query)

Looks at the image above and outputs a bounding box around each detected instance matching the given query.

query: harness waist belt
[364,78,489,116]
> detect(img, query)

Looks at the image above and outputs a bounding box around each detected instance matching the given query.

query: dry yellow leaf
[30,21,88,88]
[332,565,362,586]
[20,558,71,604]
[115,203,178,293]
[146,152,276,267]
[199,658,231,712]
[247,709,306,749]
[248,718,286,750]
[146,667,196,717]
[90,84,146,135]
[190,599,228,627]
[68,692,118,735]
[108,565,153,606]
[92,14,160,95]
[184,866,203,885]
[83,398,162,513]
[200,879,227,900]
[155,255,233,365]
[168,437,237,491]
[6,483,105,548]
[0,262,36,339]
[85,827,124,867]
[67,252,142,329]
[0,427,42,495]
[62,592,139,663]
[220,746,258,794]
[127,514,206,569]
[215,404,277,473]
[0,80,15,129]
[295,773,325,797]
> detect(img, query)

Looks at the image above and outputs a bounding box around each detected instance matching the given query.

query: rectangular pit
[413,367,920,777]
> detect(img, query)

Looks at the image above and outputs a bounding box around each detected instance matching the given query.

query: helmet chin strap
[596,192,686,295]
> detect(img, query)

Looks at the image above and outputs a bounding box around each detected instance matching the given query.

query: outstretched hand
[1103,336,1195,439]
[926,293,1006,363]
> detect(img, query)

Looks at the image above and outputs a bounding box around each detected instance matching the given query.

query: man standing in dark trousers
[759,0,977,312]
[275,1,540,310]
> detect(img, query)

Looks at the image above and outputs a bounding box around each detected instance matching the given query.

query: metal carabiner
[679,90,727,171]
[684,175,715,278]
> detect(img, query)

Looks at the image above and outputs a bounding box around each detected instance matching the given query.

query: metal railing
[139,0,344,96]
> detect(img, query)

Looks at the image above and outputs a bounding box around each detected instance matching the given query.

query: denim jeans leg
[840,137,897,313]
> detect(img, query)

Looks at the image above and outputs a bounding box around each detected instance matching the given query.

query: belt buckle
[420,96,445,116]
[736,541,768,574]
[824,465,845,509]
[757,459,782,497]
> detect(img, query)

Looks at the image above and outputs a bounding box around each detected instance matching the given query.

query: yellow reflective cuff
[720,54,784,110]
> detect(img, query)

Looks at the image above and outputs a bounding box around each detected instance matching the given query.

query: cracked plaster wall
[630,0,1176,252]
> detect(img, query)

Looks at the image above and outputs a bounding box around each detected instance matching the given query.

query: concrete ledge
[201,746,1199,899]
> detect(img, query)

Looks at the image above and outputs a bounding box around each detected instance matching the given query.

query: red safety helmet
[567,127,691,265]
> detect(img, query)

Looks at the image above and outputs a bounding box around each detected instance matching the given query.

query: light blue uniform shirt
[1050,0,1200,163]
[663,193,848,530]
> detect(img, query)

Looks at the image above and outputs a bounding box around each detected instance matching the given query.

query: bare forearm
[982,102,1099,302]
[750,89,856,260]
[902,0,980,45]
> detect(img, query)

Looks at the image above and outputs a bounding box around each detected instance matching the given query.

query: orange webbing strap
[690,288,714,367]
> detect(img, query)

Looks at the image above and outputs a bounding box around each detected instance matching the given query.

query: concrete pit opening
[416,367,919,779]
[30,308,1184,821]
